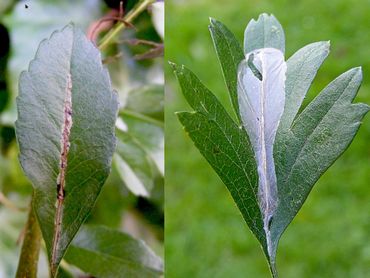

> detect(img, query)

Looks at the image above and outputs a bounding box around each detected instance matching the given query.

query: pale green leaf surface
[65,225,163,278]
[244,13,285,54]
[273,67,369,255]
[15,24,118,274]
[279,41,330,132]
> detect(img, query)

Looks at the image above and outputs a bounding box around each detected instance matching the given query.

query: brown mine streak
[50,74,73,275]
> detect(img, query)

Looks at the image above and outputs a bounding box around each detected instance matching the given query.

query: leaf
[278,41,330,132]
[209,18,244,122]
[237,47,286,257]
[114,84,163,196]
[114,129,155,197]
[172,63,267,254]
[120,111,164,176]
[174,14,369,277]
[272,67,369,260]
[64,225,163,278]
[0,206,28,277]
[244,13,285,54]
[125,85,164,121]
[15,24,118,276]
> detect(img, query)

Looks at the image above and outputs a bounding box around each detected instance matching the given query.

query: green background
[165,0,370,277]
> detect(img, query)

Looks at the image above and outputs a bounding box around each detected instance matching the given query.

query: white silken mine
[237,47,286,257]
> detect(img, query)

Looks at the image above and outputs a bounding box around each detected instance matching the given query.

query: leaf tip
[168,61,181,73]
[170,62,187,77]
[168,60,176,68]
[352,66,363,79]
[209,17,216,25]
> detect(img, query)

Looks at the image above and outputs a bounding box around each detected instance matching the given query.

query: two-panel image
[0,0,368,277]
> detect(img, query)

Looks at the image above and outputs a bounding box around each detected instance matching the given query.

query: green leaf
[209,18,244,122]
[272,67,369,258]
[120,111,164,176]
[15,24,118,276]
[114,129,155,197]
[172,63,267,254]
[114,83,164,196]
[244,13,285,54]
[64,225,163,278]
[175,14,369,277]
[279,41,330,131]
[125,85,164,121]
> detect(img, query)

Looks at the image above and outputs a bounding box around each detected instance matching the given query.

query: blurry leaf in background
[2,0,101,124]
[114,130,156,197]
[0,0,15,15]
[65,225,163,278]
[0,206,42,277]
[15,24,118,274]
[120,111,164,176]
[125,85,164,121]
[151,1,164,40]
[114,84,164,196]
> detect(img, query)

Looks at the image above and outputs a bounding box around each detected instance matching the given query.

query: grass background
[165,0,370,277]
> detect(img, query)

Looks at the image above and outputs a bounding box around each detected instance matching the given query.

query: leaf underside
[175,14,369,277]
[15,24,118,275]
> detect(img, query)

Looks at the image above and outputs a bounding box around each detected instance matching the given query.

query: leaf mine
[237,47,286,258]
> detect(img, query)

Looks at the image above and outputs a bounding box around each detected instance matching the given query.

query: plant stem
[98,0,155,50]
[16,199,42,278]
[0,191,26,212]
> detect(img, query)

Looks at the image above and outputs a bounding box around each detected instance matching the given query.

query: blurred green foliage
[165,0,370,277]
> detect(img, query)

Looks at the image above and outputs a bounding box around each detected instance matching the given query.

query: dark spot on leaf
[247,53,263,81]
[268,215,273,230]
